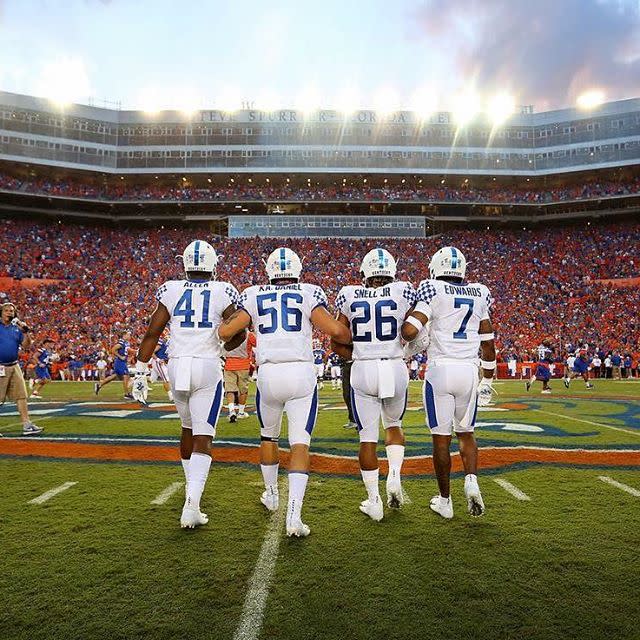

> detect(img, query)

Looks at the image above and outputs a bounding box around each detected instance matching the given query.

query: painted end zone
[1,439,639,476]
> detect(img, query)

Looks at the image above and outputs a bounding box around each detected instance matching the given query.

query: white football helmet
[360,248,397,281]
[183,240,218,275]
[429,246,466,279]
[265,247,302,281]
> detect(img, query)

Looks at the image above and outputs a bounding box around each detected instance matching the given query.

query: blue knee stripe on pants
[424,381,438,428]
[470,397,478,427]
[399,389,408,420]
[207,380,223,428]
[305,387,319,434]
[255,388,265,430]
[350,387,363,432]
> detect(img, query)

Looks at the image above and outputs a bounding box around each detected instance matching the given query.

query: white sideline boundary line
[151,481,184,505]
[28,481,77,504]
[0,415,56,430]
[532,409,640,437]
[598,476,640,497]
[493,478,531,501]
[233,504,285,640]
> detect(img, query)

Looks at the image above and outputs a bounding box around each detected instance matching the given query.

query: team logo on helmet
[429,246,466,279]
[182,240,218,275]
[265,247,303,281]
[360,248,397,281]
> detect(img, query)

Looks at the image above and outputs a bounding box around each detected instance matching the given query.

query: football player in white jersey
[134,240,244,529]
[402,247,496,520]
[333,248,416,521]
[218,247,351,537]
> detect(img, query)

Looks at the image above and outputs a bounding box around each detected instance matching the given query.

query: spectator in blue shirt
[0,302,43,435]
[611,351,622,380]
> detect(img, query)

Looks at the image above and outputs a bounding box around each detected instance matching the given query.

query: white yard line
[598,476,640,497]
[493,478,531,501]
[232,504,285,640]
[28,481,77,504]
[150,481,184,505]
[531,409,640,437]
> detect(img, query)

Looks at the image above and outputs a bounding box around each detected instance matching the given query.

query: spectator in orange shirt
[224,331,256,422]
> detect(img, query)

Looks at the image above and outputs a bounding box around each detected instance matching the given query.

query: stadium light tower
[452,91,481,126]
[576,89,605,110]
[487,92,516,126]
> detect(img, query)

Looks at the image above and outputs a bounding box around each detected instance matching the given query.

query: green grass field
[1,379,639,640]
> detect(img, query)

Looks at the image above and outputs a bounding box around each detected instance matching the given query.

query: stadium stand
[1,171,639,204]
[0,217,638,376]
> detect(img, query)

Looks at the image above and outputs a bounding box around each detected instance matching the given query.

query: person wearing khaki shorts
[0,303,43,435]
[224,331,256,422]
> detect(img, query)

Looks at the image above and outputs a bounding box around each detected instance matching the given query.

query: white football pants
[256,362,318,446]
[423,361,478,436]
[168,357,224,437]
[350,359,409,443]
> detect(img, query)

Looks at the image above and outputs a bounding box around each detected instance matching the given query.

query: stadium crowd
[1,172,640,204]
[0,217,638,377]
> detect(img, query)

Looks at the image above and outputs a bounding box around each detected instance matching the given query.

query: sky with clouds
[0,0,639,112]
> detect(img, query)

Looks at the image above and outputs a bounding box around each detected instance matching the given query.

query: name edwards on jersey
[441,284,483,298]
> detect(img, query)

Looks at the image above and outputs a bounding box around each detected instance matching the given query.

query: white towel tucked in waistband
[174,356,193,391]
[377,359,395,399]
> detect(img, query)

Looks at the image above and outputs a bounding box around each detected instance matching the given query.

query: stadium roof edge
[2,90,640,126]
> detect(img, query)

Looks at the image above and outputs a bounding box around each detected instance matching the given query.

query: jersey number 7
[453,297,474,339]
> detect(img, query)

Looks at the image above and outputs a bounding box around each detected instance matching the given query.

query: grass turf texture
[1,380,639,639]
[1,461,639,640]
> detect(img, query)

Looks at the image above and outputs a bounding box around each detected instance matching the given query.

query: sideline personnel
[0,303,44,435]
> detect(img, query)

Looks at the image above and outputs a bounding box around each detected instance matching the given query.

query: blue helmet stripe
[280,247,286,271]
[377,248,385,269]
[194,241,200,267]
[450,247,458,269]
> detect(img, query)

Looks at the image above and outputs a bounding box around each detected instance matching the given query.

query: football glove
[477,377,495,407]
[403,324,430,359]
[132,360,150,406]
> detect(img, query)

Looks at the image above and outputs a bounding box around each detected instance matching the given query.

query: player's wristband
[480,360,497,370]
[405,316,424,332]
[479,332,495,341]
[135,360,149,374]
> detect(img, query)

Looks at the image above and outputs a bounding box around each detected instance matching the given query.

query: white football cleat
[541,389,552,394]
[429,495,454,519]
[260,488,279,512]
[237,412,250,420]
[386,479,404,509]
[359,497,384,521]
[464,476,485,517]
[286,520,311,538]
[180,505,209,529]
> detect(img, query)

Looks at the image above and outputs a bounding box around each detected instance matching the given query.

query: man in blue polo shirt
[0,302,43,435]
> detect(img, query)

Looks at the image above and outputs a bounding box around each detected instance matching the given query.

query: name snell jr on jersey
[442,284,483,298]
[353,286,392,299]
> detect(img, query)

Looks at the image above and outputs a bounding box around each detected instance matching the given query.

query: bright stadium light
[487,92,516,125]
[373,86,400,116]
[335,88,359,116]
[138,87,162,114]
[576,89,605,110]
[295,87,321,116]
[177,91,201,117]
[452,91,481,126]
[409,88,438,120]
[36,56,92,107]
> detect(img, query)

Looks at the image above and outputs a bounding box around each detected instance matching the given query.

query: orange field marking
[1,439,639,475]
